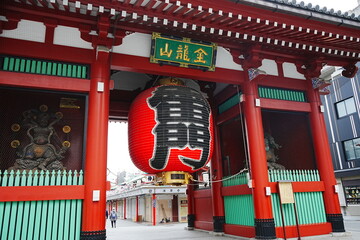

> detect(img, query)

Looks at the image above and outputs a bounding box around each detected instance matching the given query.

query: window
[336,97,356,118]
[343,138,360,161]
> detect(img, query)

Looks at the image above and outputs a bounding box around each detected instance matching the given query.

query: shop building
[321,63,360,217]
[107,184,188,224]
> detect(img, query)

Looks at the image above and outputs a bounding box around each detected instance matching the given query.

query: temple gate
[1,0,359,239]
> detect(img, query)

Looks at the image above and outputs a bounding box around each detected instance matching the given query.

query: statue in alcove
[9,105,70,171]
[264,132,286,170]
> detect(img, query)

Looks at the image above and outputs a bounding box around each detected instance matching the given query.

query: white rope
[189,168,249,185]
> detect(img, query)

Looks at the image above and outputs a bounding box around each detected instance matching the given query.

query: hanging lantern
[128,78,213,185]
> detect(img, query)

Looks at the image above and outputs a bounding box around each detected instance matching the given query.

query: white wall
[54,25,93,49]
[0,19,45,43]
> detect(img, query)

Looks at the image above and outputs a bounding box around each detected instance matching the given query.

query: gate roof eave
[2,0,360,65]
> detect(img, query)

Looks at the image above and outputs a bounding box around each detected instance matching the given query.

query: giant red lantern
[128,80,213,184]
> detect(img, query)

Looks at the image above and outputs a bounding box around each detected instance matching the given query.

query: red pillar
[211,109,225,232]
[81,46,110,240]
[306,79,345,232]
[152,194,157,226]
[242,79,276,239]
[186,179,195,229]
[135,196,139,222]
[172,195,179,222]
[123,198,127,219]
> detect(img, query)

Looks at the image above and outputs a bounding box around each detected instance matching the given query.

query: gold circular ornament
[63,125,71,133]
[63,141,71,148]
[55,112,63,119]
[11,140,20,148]
[39,105,48,112]
[11,123,21,132]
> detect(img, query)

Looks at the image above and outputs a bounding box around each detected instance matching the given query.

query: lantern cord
[151,75,162,87]
[188,167,249,184]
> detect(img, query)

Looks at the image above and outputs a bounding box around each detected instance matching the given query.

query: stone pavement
[106,217,360,240]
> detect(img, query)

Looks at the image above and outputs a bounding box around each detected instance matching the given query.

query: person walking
[109,208,118,228]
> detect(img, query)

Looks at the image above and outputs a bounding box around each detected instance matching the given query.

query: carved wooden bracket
[229,44,263,70]
[342,62,358,78]
[242,44,263,70]
[295,59,324,78]
[0,14,20,34]
[229,48,243,65]
[296,59,358,79]
[80,15,126,49]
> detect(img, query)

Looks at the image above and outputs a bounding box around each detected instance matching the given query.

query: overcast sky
[106,0,359,181]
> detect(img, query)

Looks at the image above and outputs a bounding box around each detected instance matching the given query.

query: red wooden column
[211,109,225,233]
[172,195,179,222]
[306,79,345,232]
[186,179,195,229]
[81,46,110,240]
[242,79,276,239]
[123,198,127,219]
[135,196,139,222]
[152,194,157,226]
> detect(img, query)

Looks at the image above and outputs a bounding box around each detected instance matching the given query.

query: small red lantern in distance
[128,78,213,184]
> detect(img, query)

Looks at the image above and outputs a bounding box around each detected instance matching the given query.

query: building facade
[321,63,360,216]
[107,185,188,224]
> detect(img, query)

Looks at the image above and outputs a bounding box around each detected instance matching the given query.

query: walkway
[106,217,360,240]
[106,220,230,240]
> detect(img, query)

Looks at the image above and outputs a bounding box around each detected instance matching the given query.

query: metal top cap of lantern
[154,76,185,86]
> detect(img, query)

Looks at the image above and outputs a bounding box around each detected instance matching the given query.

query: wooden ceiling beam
[27,0,39,7]
[172,5,190,17]
[57,0,69,11]
[132,0,145,8]
[152,1,169,13]
[46,0,57,9]
[143,0,158,11]
[182,8,202,21]
[123,0,132,6]
[163,3,181,15]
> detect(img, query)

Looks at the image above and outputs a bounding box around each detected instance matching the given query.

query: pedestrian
[105,209,109,219]
[109,208,117,228]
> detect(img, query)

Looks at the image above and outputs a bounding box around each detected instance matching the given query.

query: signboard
[345,186,360,205]
[278,182,295,204]
[150,32,217,71]
[180,199,188,207]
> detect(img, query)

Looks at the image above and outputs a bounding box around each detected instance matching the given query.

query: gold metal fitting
[155,171,190,185]
[156,77,184,86]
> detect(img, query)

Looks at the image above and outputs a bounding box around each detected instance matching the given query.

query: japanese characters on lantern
[128,84,213,174]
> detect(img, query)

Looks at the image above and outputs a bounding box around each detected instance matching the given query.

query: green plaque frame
[150,32,217,71]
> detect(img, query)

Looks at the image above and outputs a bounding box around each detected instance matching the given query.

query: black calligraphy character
[147,85,211,170]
